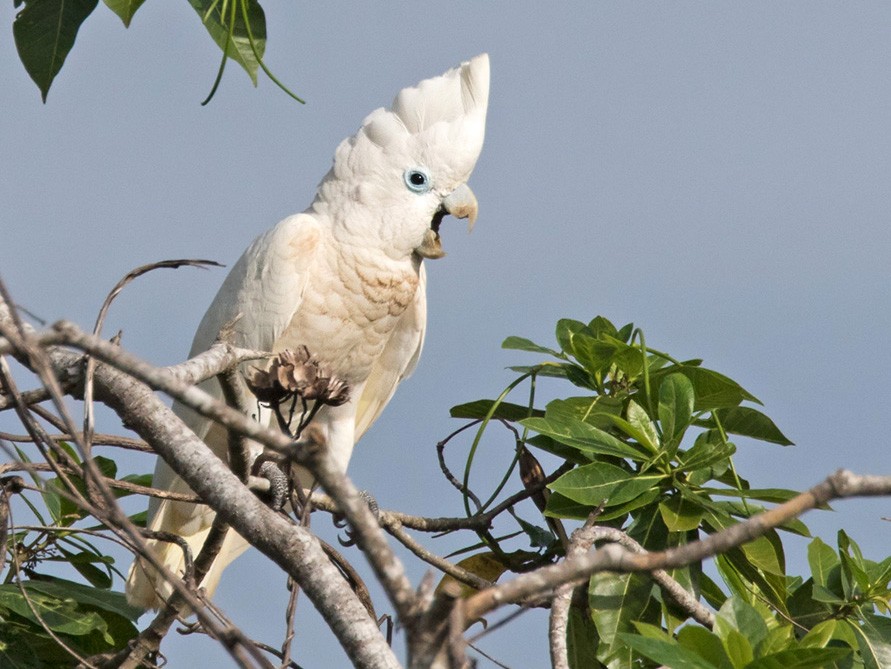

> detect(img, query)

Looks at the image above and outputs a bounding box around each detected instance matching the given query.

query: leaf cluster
[2,443,149,666]
[11,0,300,103]
[450,316,891,668]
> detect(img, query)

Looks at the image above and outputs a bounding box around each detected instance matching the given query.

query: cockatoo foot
[335,490,380,547]
[257,460,289,511]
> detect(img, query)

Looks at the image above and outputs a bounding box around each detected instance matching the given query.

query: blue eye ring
[404,167,432,194]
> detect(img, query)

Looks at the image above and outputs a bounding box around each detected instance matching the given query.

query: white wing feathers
[127,214,320,608]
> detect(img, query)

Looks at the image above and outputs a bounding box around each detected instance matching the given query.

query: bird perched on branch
[126,54,490,609]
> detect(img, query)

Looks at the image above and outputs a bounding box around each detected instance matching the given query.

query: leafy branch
[11,0,302,103]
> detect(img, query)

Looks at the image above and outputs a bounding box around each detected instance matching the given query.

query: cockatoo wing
[354,264,427,441]
[127,213,321,608]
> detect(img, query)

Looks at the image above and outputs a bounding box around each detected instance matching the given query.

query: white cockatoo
[126,54,490,609]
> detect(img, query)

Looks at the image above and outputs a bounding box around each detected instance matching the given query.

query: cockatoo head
[315,54,490,260]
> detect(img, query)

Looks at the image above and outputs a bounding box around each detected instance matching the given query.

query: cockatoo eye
[403,168,432,194]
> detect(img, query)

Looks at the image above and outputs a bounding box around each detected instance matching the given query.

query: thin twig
[385,521,492,591]
[84,259,224,455]
[0,429,153,452]
[1,462,200,504]
[437,420,484,512]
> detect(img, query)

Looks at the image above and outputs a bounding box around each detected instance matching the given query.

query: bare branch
[0,429,153,452]
[384,520,492,592]
[549,516,597,669]
[466,469,891,622]
[0,461,200,504]
[290,427,417,629]
[1,292,398,668]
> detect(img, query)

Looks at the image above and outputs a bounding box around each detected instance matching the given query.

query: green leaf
[556,319,589,356]
[13,0,99,101]
[522,415,649,461]
[699,571,729,610]
[589,572,657,667]
[658,373,695,452]
[616,322,635,343]
[800,619,838,649]
[102,0,144,26]
[566,606,602,669]
[677,626,733,669]
[680,432,736,471]
[544,491,598,520]
[703,488,801,504]
[711,499,810,537]
[588,316,619,339]
[810,583,845,605]
[714,407,793,446]
[450,399,539,422]
[837,530,872,595]
[740,531,786,576]
[55,548,113,588]
[544,396,624,429]
[744,648,851,669]
[513,515,554,549]
[115,472,153,498]
[715,597,768,653]
[659,495,705,532]
[619,633,719,669]
[660,530,703,633]
[549,462,664,508]
[502,335,562,357]
[757,624,794,656]
[188,0,267,84]
[13,577,142,621]
[808,537,839,588]
[524,434,592,465]
[709,517,789,614]
[653,365,760,411]
[850,614,891,669]
[594,488,660,522]
[626,400,660,451]
[0,586,104,636]
[720,628,753,669]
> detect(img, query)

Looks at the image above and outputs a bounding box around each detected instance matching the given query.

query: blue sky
[2,4,891,667]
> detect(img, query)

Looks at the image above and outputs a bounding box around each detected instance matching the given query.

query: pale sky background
[2,4,890,667]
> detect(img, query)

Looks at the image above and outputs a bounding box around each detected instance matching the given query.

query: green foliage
[0,576,142,668]
[11,0,301,103]
[454,315,891,668]
[2,444,151,666]
[12,0,99,103]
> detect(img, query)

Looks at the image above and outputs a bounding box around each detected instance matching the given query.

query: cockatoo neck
[310,182,435,262]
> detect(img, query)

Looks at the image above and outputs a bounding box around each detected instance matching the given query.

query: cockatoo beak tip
[442,183,479,232]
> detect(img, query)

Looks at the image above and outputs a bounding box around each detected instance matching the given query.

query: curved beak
[442,183,479,232]
[414,184,479,260]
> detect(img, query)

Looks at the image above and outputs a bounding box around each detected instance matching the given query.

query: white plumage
[126,55,490,608]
